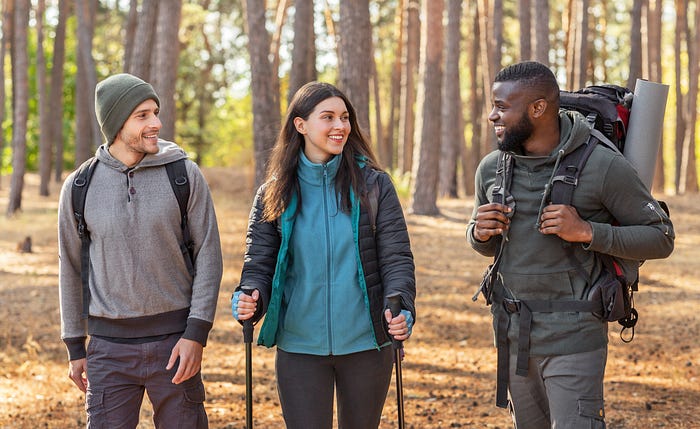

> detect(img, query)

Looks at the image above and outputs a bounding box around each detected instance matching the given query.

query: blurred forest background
[0,0,697,217]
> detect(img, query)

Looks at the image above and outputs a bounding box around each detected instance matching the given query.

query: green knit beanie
[95,73,160,145]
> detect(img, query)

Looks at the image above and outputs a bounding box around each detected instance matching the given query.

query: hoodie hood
[95,139,188,172]
[551,109,593,159]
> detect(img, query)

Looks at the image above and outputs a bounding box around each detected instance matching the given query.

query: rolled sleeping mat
[624,79,669,190]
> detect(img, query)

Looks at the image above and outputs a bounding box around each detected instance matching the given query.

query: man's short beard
[497,113,533,153]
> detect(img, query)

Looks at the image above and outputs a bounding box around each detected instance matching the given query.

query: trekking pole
[387,293,405,429]
[241,287,255,429]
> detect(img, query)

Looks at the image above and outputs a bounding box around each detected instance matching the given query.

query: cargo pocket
[578,397,606,428]
[85,390,105,429]
[179,382,208,429]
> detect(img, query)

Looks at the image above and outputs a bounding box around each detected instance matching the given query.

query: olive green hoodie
[468,110,674,356]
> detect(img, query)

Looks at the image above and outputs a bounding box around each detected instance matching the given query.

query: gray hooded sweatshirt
[58,140,223,360]
[468,110,674,356]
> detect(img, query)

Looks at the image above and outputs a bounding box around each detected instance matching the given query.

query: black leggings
[275,347,394,429]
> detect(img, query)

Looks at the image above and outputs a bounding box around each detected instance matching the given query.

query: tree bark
[288,0,316,105]
[679,0,699,194]
[243,0,281,187]
[519,0,532,60]
[128,0,158,80]
[123,0,138,73]
[0,0,11,190]
[36,0,52,196]
[74,0,99,164]
[50,0,69,183]
[439,0,462,198]
[533,0,550,64]
[7,0,29,216]
[674,0,688,193]
[463,0,483,197]
[384,0,405,171]
[398,0,420,173]
[150,0,182,141]
[627,0,644,91]
[410,0,443,215]
[648,0,665,192]
[338,0,372,134]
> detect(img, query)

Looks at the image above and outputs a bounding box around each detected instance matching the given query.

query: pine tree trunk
[410,0,444,215]
[244,0,281,187]
[338,0,372,134]
[7,0,29,216]
[151,0,182,141]
[50,0,69,183]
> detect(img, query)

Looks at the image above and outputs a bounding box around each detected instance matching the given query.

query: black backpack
[559,84,634,151]
[71,157,195,319]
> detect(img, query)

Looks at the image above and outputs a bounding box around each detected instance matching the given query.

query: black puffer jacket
[238,167,416,348]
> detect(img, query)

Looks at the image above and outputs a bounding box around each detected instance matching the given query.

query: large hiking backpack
[71,157,195,318]
[559,84,634,151]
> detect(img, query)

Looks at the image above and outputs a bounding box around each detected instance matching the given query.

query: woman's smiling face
[294,96,351,163]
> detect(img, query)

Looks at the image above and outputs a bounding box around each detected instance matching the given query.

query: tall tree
[533,0,550,64]
[37,0,52,196]
[439,0,463,198]
[243,0,281,187]
[123,0,138,73]
[674,0,688,193]
[397,0,420,173]
[410,0,444,215]
[150,0,182,141]
[627,0,644,91]
[127,1,158,80]
[679,0,700,193]
[0,0,10,189]
[75,0,100,164]
[519,0,532,60]
[50,0,69,182]
[7,0,29,216]
[384,0,406,170]
[287,0,316,104]
[463,0,483,196]
[648,0,665,192]
[338,0,372,133]
[478,0,499,154]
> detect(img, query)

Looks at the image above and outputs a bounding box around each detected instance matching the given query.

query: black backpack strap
[365,169,380,236]
[165,159,196,277]
[549,134,599,205]
[71,157,99,319]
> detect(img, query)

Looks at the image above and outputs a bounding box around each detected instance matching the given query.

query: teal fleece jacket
[467,110,674,356]
[275,152,377,355]
[58,140,223,360]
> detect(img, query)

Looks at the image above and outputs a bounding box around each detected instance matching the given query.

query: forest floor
[0,168,698,429]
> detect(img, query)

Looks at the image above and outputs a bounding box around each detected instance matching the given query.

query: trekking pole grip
[387,293,404,349]
[241,287,255,344]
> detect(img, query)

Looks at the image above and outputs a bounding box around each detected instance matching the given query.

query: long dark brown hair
[261,82,381,222]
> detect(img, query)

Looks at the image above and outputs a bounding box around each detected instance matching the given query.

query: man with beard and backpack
[58,73,222,428]
[467,61,674,428]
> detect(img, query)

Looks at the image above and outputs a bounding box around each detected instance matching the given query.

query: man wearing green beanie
[58,73,222,428]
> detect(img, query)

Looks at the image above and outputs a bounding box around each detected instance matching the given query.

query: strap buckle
[503,298,521,314]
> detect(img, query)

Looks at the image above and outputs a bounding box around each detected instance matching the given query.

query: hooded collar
[297,150,342,186]
[95,139,188,172]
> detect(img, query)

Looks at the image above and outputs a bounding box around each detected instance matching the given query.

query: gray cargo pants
[508,346,607,429]
[85,334,208,429]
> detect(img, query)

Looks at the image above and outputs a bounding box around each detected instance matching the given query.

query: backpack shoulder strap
[366,171,380,235]
[165,159,196,276]
[71,156,99,319]
[549,134,600,205]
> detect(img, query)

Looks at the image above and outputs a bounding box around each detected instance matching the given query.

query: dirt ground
[0,168,698,429]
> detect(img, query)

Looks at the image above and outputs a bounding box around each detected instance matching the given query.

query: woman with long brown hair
[232,81,416,428]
